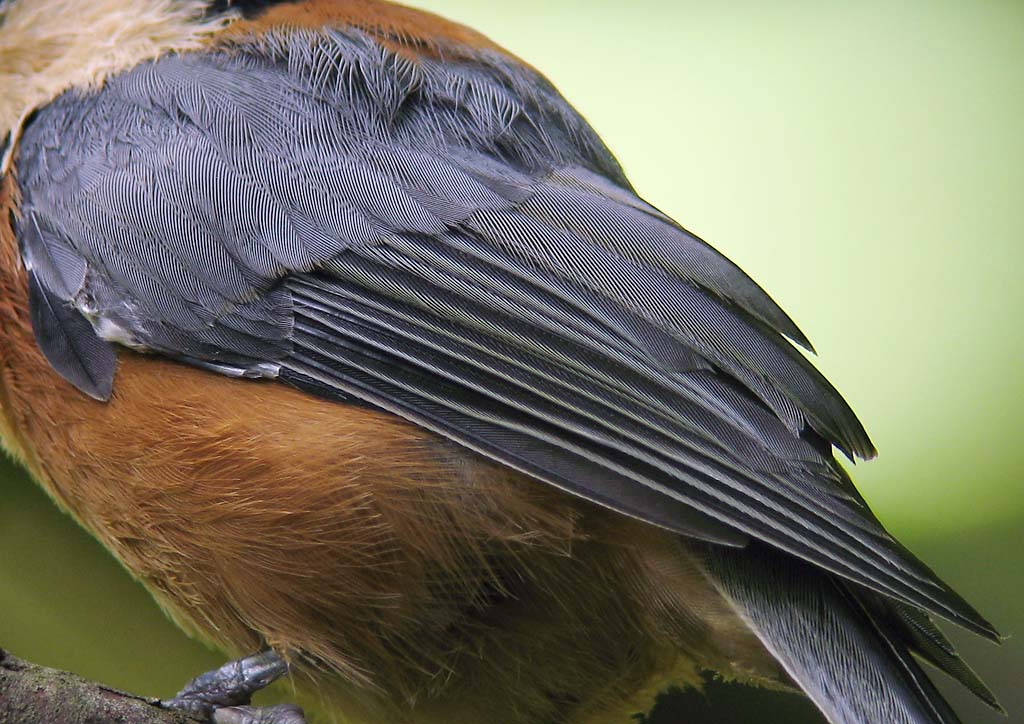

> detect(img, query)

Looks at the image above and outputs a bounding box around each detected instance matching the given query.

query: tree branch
[0,648,204,724]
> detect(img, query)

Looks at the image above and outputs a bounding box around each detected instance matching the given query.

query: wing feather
[283,244,984,632]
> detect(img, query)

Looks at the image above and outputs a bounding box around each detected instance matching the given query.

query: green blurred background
[1,1,1021,722]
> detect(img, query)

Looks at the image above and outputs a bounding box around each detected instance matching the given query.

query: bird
[0,1,1005,723]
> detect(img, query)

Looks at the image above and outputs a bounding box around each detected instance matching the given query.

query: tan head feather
[0,0,230,170]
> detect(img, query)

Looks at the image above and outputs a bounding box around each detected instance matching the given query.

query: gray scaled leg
[211,704,306,724]
[162,650,305,724]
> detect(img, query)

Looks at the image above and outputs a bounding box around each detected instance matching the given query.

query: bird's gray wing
[14,28,996,650]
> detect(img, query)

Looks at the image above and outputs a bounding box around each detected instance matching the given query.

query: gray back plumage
[12,26,999,723]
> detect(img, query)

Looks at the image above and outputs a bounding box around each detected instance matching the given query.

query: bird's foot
[162,650,305,724]
[210,704,306,724]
